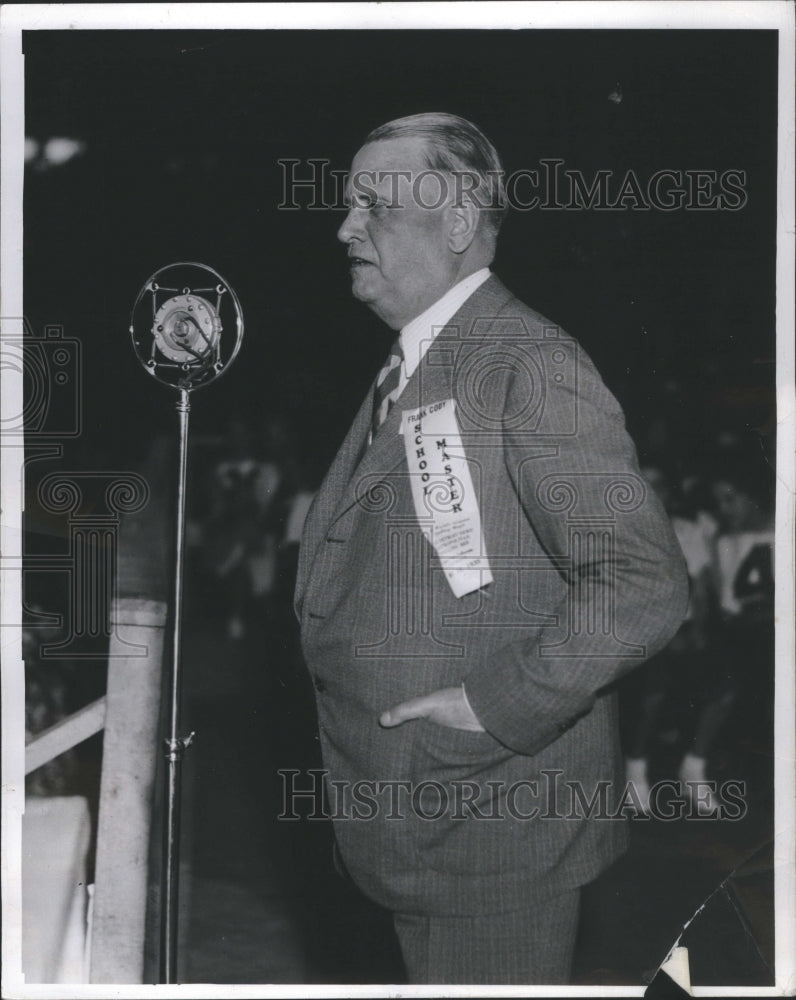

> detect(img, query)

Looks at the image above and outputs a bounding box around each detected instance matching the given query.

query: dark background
[23,28,777,477]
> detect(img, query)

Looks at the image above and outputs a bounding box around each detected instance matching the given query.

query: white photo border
[1,3,793,998]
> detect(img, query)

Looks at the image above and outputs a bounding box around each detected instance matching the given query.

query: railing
[25,698,107,778]
[23,597,168,984]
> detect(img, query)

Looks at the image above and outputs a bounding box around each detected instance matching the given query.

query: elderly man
[294,113,688,984]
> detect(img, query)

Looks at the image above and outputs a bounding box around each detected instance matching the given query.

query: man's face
[337,137,458,330]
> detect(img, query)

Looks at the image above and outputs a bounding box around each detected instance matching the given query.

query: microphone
[129,261,244,390]
[128,261,244,983]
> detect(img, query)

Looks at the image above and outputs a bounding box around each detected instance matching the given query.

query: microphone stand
[160,386,193,984]
[129,263,243,984]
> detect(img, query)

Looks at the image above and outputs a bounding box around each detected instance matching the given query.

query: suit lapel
[334,272,515,514]
[296,274,516,611]
[329,361,423,522]
[294,382,374,611]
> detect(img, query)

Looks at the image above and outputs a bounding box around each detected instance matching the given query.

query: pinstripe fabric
[296,274,689,922]
[393,887,580,984]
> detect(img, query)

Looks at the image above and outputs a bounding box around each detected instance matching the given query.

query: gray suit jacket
[296,275,688,916]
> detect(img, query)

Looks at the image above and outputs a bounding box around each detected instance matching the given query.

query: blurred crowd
[184,415,316,643]
[622,435,775,815]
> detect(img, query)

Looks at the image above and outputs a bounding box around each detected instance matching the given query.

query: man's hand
[379,686,485,732]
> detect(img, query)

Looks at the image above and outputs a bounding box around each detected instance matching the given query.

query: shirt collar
[399,268,491,378]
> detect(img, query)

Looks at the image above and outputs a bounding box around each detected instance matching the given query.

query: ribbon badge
[401,398,493,598]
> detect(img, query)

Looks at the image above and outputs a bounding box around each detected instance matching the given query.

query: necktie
[371,338,405,438]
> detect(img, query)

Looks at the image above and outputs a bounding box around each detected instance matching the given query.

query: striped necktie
[371,338,405,438]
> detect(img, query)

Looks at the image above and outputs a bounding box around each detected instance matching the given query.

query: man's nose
[337,206,364,244]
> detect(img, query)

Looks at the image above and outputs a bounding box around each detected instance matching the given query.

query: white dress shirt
[394,268,491,399]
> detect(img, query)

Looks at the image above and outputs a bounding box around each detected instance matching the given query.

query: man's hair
[364,112,508,240]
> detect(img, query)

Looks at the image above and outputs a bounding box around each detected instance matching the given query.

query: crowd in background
[623,434,775,814]
[185,415,315,643]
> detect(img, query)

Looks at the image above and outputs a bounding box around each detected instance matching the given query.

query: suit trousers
[392,886,581,985]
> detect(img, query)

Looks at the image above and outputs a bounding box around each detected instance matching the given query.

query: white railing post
[89,597,166,984]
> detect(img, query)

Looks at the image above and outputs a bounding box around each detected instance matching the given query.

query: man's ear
[447,195,480,254]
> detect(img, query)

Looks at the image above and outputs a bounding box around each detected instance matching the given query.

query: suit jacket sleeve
[463,341,689,757]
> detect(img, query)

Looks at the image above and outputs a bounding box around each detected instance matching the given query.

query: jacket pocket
[408,720,529,876]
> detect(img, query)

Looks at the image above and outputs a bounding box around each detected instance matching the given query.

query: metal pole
[130,263,243,982]
[160,386,194,983]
